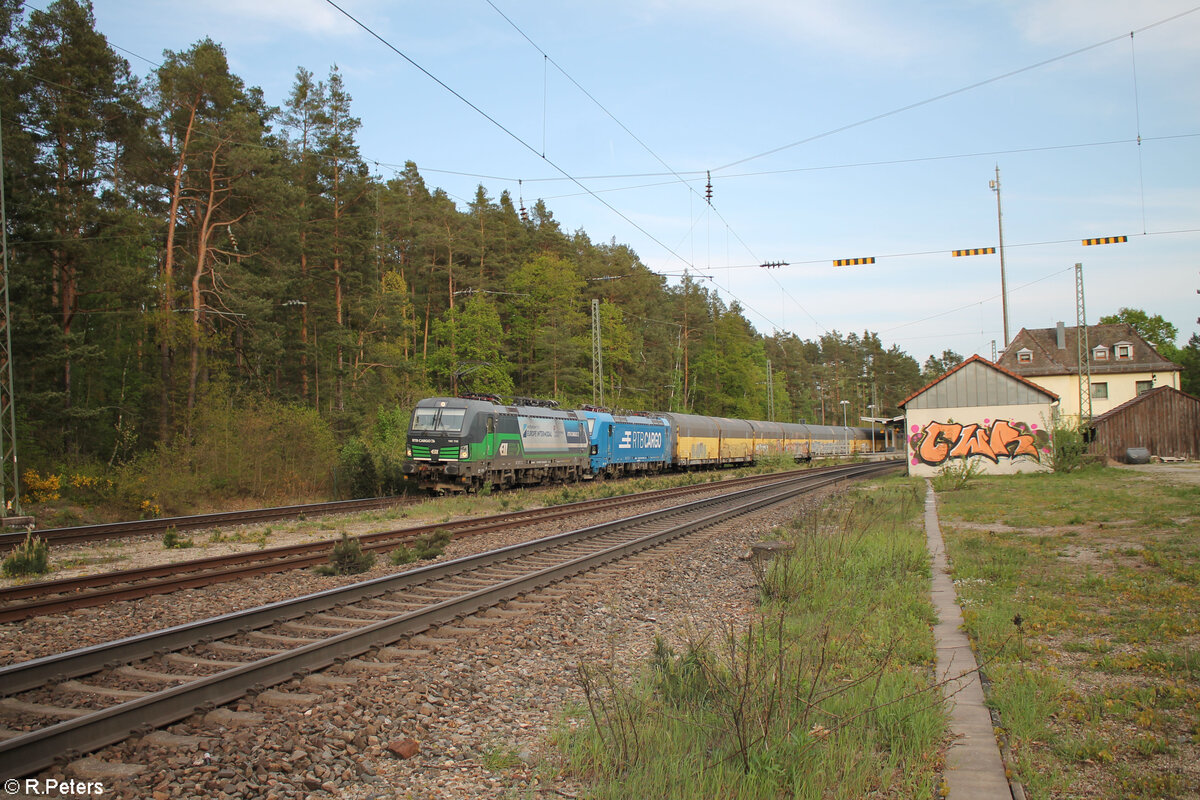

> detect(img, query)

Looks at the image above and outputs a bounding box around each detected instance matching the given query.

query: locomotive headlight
[459,444,470,459]
[406,445,412,457]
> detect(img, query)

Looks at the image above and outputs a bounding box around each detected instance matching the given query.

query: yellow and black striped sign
[952,247,996,257]
[1082,235,1127,246]
[833,257,875,267]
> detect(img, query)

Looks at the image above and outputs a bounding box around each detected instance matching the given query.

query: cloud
[634,0,937,61]
[207,0,365,39]
[1009,0,1200,51]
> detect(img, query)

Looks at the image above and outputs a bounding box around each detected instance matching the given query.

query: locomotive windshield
[411,407,467,433]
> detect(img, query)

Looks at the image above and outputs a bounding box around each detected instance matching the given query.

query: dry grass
[937,466,1200,799]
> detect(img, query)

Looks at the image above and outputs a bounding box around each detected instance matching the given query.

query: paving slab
[925,481,1014,800]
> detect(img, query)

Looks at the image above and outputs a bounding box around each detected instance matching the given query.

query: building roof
[899,354,1058,409]
[997,322,1182,377]
[1088,384,1200,426]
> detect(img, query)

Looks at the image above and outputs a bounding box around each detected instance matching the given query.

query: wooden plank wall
[1090,389,1200,461]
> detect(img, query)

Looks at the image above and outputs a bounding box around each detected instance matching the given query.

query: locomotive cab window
[411,407,466,432]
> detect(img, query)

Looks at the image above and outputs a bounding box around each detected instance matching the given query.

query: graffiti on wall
[910,419,1050,467]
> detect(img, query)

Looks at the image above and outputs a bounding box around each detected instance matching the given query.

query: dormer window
[1093,345,1109,361]
[1017,348,1033,364]
[1114,342,1133,361]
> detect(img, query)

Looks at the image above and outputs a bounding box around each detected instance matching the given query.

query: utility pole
[990,166,1011,348]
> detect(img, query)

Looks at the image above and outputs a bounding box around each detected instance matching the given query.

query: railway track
[0,495,418,550]
[0,465,874,623]
[0,462,894,779]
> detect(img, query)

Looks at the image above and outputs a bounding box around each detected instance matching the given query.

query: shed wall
[1089,389,1200,461]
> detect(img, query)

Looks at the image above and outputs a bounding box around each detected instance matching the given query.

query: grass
[555,478,945,799]
[937,466,1200,799]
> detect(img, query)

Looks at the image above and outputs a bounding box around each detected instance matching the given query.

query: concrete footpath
[925,481,1015,800]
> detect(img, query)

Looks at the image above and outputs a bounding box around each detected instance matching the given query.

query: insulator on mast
[518,178,528,223]
[705,170,712,205]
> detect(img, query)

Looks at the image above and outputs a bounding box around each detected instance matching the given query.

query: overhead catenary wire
[712,5,1200,173]
[320,0,700,277]
[12,3,1196,357]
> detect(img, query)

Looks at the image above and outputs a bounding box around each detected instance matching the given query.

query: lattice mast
[1075,263,1092,423]
[0,107,21,518]
[591,298,603,408]
[766,359,774,422]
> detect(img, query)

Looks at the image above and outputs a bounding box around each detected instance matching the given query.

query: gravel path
[6,480,837,799]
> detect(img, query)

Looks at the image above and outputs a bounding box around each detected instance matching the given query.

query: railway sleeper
[281,620,357,636]
[0,697,90,720]
[113,665,191,684]
[253,690,321,709]
[301,673,360,690]
[55,680,149,702]
[244,630,319,647]
[203,641,288,657]
[337,659,407,674]
[164,652,246,670]
[311,611,380,626]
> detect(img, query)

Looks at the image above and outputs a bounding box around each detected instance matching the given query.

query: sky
[71,0,1200,365]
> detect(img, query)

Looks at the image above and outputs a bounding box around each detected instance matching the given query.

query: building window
[1017,348,1033,364]
[1115,343,1133,360]
[1136,380,1153,395]
[1091,382,1108,399]
[1093,346,1109,361]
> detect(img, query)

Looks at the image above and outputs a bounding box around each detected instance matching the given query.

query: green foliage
[921,349,964,382]
[937,469,1200,797]
[315,532,375,576]
[161,527,194,549]
[561,482,943,798]
[0,3,930,508]
[932,456,984,490]
[389,530,451,566]
[2,532,50,578]
[1098,308,1179,359]
[1049,418,1090,474]
[117,389,339,513]
[1178,333,1200,397]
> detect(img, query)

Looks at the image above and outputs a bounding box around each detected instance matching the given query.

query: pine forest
[0,1,942,515]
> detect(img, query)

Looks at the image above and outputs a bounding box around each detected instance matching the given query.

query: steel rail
[0,463,893,777]
[0,495,417,549]
[0,466,864,622]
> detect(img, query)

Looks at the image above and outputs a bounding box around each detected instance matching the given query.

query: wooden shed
[1087,386,1200,462]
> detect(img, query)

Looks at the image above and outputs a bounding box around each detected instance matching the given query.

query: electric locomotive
[402,395,589,493]
[578,408,672,478]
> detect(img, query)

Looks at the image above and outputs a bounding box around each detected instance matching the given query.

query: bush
[1050,420,1089,474]
[22,469,61,503]
[389,530,452,567]
[2,532,50,577]
[389,545,417,565]
[314,533,376,576]
[162,527,194,549]
[412,529,452,559]
[932,457,984,491]
[116,388,340,514]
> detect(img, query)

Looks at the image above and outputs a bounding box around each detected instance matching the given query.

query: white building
[900,355,1059,478]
